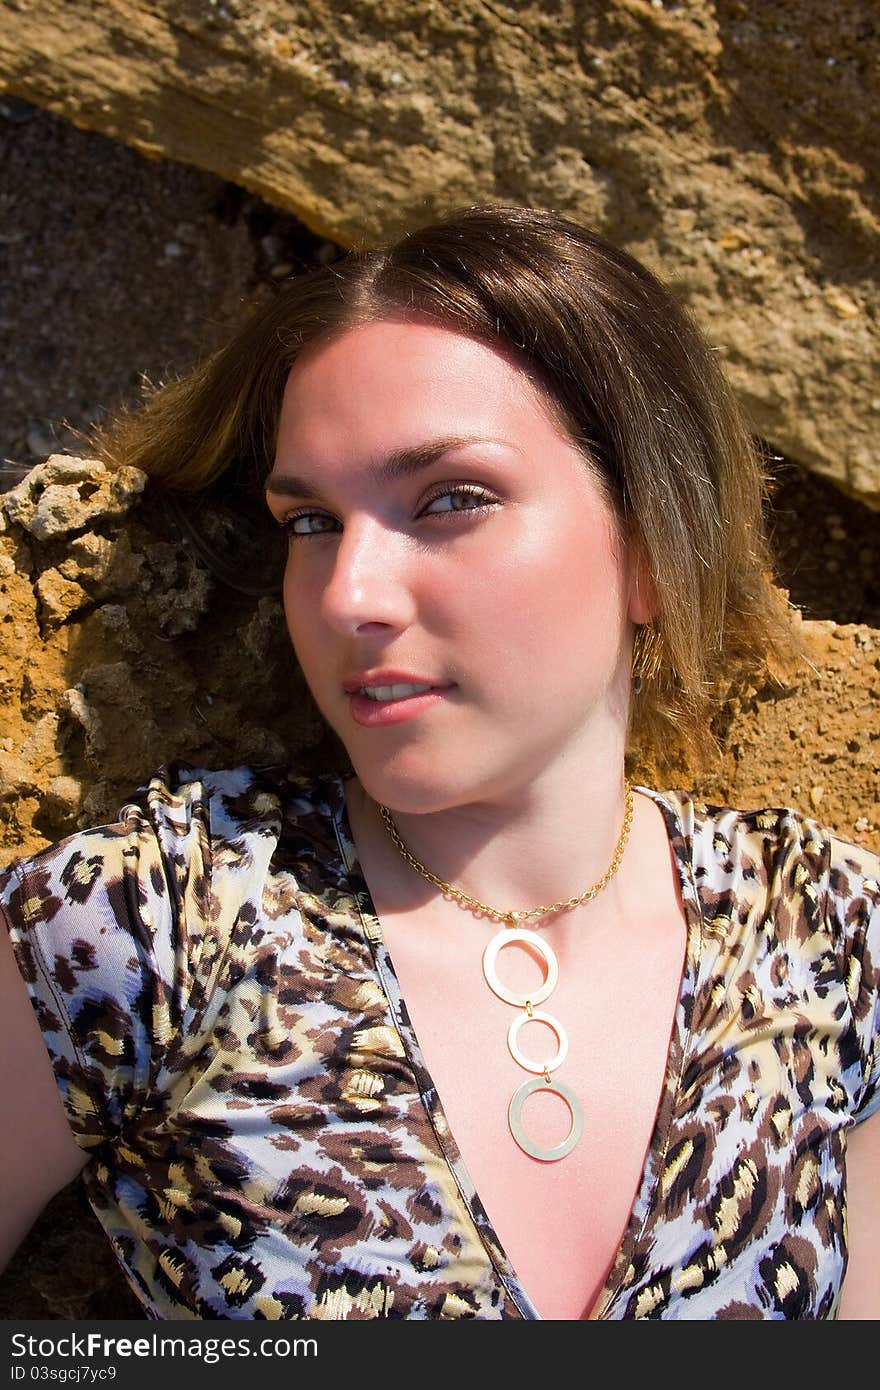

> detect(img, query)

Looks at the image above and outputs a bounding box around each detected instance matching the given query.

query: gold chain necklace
[376,779,634,1161]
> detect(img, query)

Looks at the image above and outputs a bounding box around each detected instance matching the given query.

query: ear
[627,544,659,626]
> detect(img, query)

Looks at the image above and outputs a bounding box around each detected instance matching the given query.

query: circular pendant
[482,927,558,1007]
[508,1077,584,1162]
[507,1009,569,1074]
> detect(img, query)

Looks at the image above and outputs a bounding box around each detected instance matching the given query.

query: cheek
[476,524,625,689]
[480,511,623,627]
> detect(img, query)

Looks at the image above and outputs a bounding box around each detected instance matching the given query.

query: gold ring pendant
[482,925,583,1162]
[508,1076,584,1162]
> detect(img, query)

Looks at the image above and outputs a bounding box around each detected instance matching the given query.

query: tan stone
[35,567,91,628]
[0,3,877,504]
[1,456,147,539]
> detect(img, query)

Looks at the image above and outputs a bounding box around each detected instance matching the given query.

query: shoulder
[646,787,880,1126]
[0,760,347,982]
[642,785,879,920]
[0,762,348,1142]
[1,760,339,894]
[642,783,873,878]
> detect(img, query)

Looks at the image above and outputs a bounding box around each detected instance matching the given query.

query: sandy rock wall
[0,0,877,506]
[0,456,343,865]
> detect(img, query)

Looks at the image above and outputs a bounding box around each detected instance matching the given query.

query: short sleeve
[0,812,178,1152]
[826,834,880,1125]
[0,762,275,1154]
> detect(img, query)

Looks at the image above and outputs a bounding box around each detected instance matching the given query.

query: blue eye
[421,484,497,515]
[281,512,340,539]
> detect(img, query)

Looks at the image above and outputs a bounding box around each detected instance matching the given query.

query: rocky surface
[0,456,340,864]
[0,96,335,480]
[0,1,878,505]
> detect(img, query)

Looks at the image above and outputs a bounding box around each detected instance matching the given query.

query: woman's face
[266,318,651,811]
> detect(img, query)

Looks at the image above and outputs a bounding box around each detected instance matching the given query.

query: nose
[319,516,418,636]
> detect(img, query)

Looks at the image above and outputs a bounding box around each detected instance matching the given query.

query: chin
[352,748,526,818]
[347,758,470,816]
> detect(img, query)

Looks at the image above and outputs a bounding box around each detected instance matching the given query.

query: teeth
[361,682,434,702]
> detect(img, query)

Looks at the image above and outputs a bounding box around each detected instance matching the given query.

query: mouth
[347,683,455,728]
[357,681,437,703]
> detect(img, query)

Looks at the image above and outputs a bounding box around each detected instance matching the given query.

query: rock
[0,3,877,504]
[58,531,144,600]
[91,602,143,655]
[35,567,91,628]
[38,774,84,837]
[1,456,147,539]
[58,533,115,584]
[62,683,105,756]
[242,596,287,664]
[143,550,213,637]
[62,663,162,784]
[43,774,83,813]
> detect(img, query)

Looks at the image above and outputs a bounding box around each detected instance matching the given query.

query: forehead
[276,319,570,456]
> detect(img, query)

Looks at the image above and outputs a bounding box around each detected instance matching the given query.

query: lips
[347,685,453,728]
[341,669,451,694]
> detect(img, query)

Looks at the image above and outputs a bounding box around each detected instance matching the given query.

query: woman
[1,203,877,1320]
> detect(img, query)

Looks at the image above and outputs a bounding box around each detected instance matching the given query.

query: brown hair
[94,201,806,776]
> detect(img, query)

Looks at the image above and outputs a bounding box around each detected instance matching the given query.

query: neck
[349,739,635,919]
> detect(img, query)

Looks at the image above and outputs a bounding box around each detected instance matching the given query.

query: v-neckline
[326,773,705,1321]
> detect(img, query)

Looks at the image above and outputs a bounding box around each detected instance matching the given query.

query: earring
[632,622,663,695]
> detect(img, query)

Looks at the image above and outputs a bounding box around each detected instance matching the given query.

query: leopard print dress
[1,763,878,1320]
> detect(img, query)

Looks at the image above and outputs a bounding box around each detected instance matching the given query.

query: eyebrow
[264,434,509,499]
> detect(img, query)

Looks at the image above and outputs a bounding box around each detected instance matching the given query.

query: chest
[374,896,690,1319]
[132,889,852,1320]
